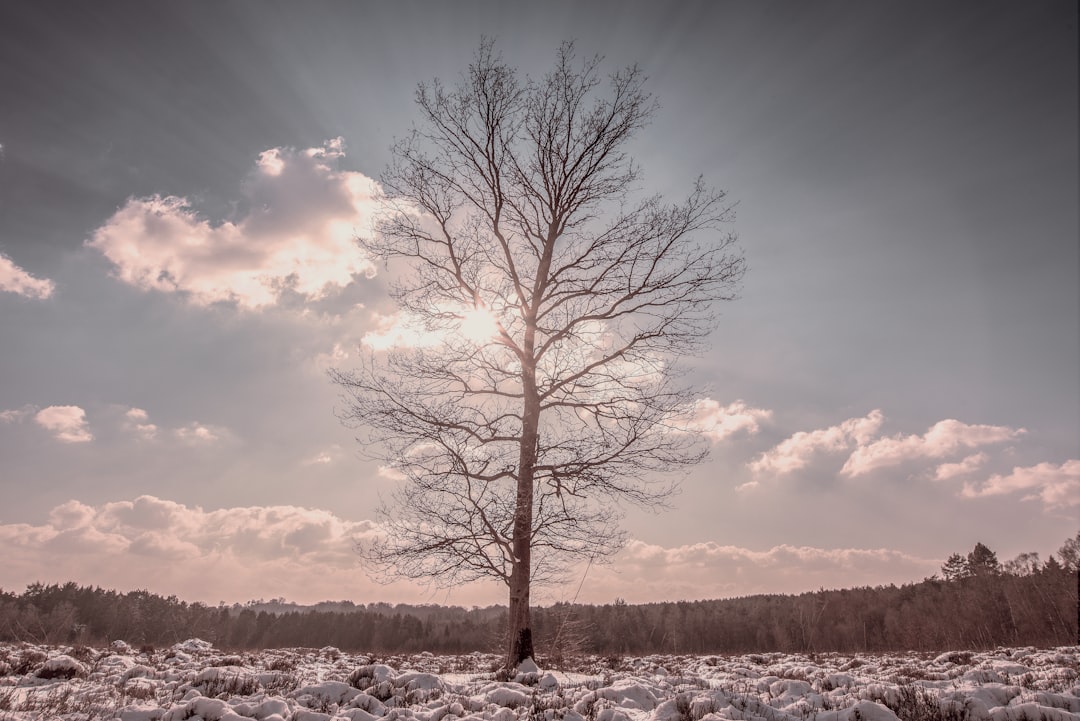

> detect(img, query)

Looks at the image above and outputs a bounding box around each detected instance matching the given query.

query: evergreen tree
[941,553,969,581]
[966,542,1000,576]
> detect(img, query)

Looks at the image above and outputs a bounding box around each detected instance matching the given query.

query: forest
[1,539,1075,657]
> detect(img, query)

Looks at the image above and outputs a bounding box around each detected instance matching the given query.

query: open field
[1,641,1078,721]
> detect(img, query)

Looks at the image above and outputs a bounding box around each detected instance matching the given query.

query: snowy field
[1,640,1078,721]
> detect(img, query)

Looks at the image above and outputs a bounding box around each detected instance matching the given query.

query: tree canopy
[331,40,744,668]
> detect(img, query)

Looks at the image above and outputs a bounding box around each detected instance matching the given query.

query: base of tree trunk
[510,627,534,669]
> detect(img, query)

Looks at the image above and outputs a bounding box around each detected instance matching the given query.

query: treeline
[1,537,1076,655]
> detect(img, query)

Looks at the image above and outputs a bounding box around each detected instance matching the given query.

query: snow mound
[173,638,214,653]
[292,680,362,708]
[36,654,88,679]
[0,643,1075,721]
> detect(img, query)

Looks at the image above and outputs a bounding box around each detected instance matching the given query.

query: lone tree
[331,40,744,670]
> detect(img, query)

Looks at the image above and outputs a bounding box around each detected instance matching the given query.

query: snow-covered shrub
[348,663,397,691]
[35,654,89,679]
[192,665,260,697]
[292,680,362,710]
[13,647,48,675]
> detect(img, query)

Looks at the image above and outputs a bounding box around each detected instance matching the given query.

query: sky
[0,0,1077,608]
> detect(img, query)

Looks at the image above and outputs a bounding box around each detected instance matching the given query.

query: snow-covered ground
[0,640,1077,721]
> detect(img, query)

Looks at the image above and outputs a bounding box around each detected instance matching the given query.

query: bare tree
[331,40,744,670]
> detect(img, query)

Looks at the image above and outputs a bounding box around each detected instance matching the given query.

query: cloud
[377,465,407,481]
[312,342,352,371]
[34,405,93,443]
[87,138,378,310]
[841,419,1023,477]
[123,407,158,440]
[303,445,344,466]
[361,311,443,351]
[174,422,226,444]
[961,460,1080,510]
[0,253,55,299]
[48,500,96,529]
[749,410,884,477]
[683,399,771,442]
[119,406,226,444]
[573,540,938,604]
[0,405,36,424]
[748,412,1027,490]
[9,403,230,447]
[1,496,942,607]
[934,452,988,481]
[0,495,408,605]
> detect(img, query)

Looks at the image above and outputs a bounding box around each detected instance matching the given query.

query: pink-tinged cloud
[124,407,158,440]
[0,405,36,424]
[33,405,93,443]
[0,496,940,607]
[684,399,771,442]
[841,419,1023,477]
[0,254,55,299]
[0,496,449,606]
[174,422,226,444]
[87,138,378,310]
[119,407,226,444]
[748,410,884,477]
[934,452,988,481]
[961,460,1080,510]
[575,540,938,603]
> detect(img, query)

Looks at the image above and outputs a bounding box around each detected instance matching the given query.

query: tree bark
[509,490,535,664]
[507,320,539,669]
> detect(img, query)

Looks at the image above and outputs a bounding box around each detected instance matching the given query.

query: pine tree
[966,542,1000,576]
[941,552,969,581]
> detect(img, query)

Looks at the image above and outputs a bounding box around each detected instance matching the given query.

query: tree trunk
[507,340,539,670]
[507,565,533,668]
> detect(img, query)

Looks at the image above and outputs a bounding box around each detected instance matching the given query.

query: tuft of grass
[194,671,259,698]
[0,684,120,718]
[883,685,973,721]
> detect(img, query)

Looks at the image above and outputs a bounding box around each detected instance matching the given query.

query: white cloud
[841,419,1023,477]
[9,403,230,446]
[175,422,225,444]
[34,405,93,443]
[0,405,36,424]
[934,452,987,481]
[312,342,351,370]
[303,446,343,466]
[120,407,228,444]
[377,465,407,481]
[749,410,884,477]
[48,500,96,529]
[0,253,55,299]
[682,399,771,442]
[359,305,513,353]
[87,138,378,310]
[0,495,451,606]
[361,311,442,351]
[0,496,942,607]
[749,412,1028,488]
[124,407,158,440]
[961,460,1080,510]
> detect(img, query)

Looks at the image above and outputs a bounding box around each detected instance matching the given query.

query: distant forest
[2,539,1076,656]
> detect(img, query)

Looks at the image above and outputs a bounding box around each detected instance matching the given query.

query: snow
[0,641,1076,721]
[35,654,89,679]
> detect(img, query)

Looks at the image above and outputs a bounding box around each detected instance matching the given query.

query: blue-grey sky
[1,0,1076,606]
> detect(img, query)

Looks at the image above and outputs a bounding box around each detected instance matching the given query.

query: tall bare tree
[331,40,745,670]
